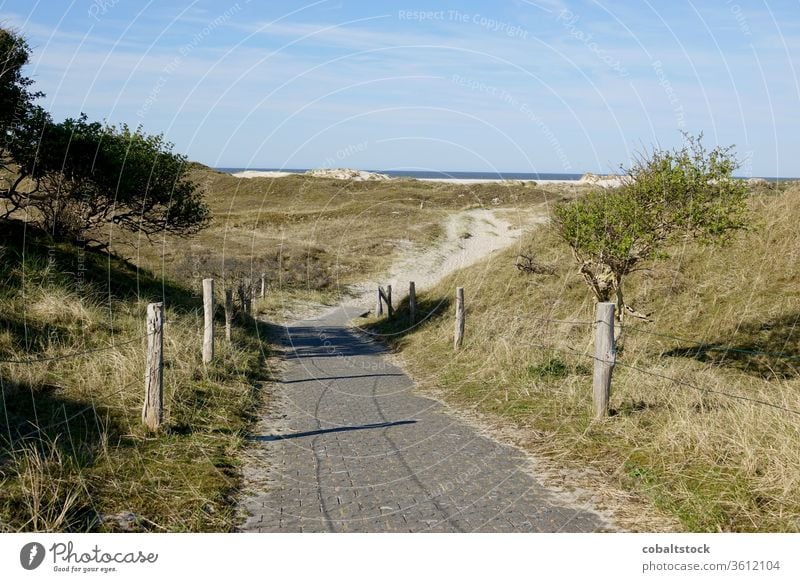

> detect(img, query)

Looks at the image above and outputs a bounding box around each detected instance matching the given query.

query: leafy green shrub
[553,133,748,320]
[1,27,208,244]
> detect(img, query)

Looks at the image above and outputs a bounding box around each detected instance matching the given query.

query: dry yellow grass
[116,166,579,298]
[366,184,800,531]
[0,221,269,531]
[1,166,574,532]
[9,162,790,532]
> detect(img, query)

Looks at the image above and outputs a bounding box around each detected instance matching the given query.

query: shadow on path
[250,420,417,442]
[279,373,405,384]
[283,324,386,360]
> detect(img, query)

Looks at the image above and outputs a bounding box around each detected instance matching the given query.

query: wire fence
[532,338,798,415]
[1,374,144,440]
[0,277,259,435]
[0,332,149,365]
[513,313,799,357]
[4,290,800,421]
[620,323,800,362]
[513,312,800,364]
[516,314,800,417]
[361,285,800,419]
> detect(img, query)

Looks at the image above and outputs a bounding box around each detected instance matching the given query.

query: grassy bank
[365,184,800,532]
[0,169,574,531]
[0,221,271,532]
[116,167,580,301]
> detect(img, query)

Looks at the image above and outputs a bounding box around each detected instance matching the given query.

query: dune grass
[364,183,800,532]
[9,163,790,532]
[0,221,271,531]
[116,167,578,296]
[0,167,576,532]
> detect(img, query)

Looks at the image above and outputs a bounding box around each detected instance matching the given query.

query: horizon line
[210,166,798,180]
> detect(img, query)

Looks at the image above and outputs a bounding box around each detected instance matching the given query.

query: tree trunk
[579,262,613,303]
[613,272,650,326]
[614,274,625,324]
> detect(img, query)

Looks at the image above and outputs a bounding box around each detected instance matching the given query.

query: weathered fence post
[202,278,214,363]
[224,288,233,342]
[143,302,164,431]
[376,287,384,316]
[237,282,245,312]
[244,278,252,316]
[260,273,266,299]
[386,284,393,317]
[593,302,616,418]
[409,281,416,325]
[454,287,465,350]
[237,280,251,317]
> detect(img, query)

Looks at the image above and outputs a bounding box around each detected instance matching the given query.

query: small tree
[553,134,748,321]
[32,116,209,242]
[4,115,210,244]
[0,28,41,139]
[1,28,49,193]
[1,26,209,244]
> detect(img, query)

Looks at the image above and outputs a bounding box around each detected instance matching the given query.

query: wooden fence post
[244,278,252,316]
[386,284,393,317]
[593,302,616,418]
[224,288,233,342]
[142,302,164,431]
[237,280,251,317]
[454,287,465,350]
[237,282,245,315]
[376,287,384,316]
[260,273,266,299]
[409,281,416,325]
[202,278,214,363]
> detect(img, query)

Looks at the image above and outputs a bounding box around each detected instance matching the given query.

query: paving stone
[239,306,610,533]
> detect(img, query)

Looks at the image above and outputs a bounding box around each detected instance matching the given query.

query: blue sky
[2,0,799,175]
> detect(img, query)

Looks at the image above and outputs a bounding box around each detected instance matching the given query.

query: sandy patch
[419,178,576,185]
[230,168,391,181]
[578,173,631,188]
[348,207,547,309]
[305,168,391,180]
[232,170,295,179]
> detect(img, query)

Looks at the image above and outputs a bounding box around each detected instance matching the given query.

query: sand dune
[230,168,625,187]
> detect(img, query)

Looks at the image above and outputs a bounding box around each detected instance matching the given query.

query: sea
[216,168,585,181]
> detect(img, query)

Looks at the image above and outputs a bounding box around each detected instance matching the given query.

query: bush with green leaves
[553,134,749,320]
[0,28,40,136]
[1,27,208,245]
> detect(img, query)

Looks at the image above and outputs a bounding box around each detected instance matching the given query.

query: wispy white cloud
[3,1,798,173]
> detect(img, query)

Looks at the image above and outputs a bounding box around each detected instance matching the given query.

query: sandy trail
[271,206,547,323]
[349,207,547,310]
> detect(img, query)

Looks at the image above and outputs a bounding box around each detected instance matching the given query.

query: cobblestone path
[239,306,610,532]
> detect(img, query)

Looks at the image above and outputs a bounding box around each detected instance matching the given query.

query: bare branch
[515,253,556,275]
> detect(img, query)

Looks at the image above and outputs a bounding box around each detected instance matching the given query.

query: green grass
[0,220,270,532]
[364,183,800,532]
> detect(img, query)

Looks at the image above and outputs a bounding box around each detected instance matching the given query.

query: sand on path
[347,207,547,311]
